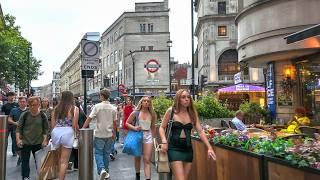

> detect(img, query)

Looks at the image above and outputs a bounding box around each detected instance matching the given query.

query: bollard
[0,115,8,180]
[79,128,94,180]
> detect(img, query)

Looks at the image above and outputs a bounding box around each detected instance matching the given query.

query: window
[107,38,109,47]
[118,49,122,61]
[140,24,146,32]
[218,26,227,36]
[114,51,118,63]
[148,46,154,51]
[141,46,146,51]
[107,55,110,65]
[218,1,226,14]
[111,53,114,64]
[114,31,118,41]
[148,23,153,32]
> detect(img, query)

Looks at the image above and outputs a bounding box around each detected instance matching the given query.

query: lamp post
[129,51,136,103]
[27,45,32,97]
[167,40,172,96]
[191,0,195,99]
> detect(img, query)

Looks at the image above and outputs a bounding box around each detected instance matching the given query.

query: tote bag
[122,111,143,157]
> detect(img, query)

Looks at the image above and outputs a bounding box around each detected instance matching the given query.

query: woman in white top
[126,96,156,180]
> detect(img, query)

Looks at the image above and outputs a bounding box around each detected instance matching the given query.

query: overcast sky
[1,0,194,87]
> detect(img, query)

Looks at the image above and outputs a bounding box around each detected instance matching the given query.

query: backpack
[20,111,47,136]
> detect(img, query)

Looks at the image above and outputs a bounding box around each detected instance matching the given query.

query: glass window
[218,1,226,14]
[114,51,118,63]
[148,23,153,32]
[218,26,227,36]
[141,46,146,51]
[107,55,110,65]
[140,24,146,32]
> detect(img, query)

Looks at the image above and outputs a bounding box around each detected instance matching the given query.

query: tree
[0,14,42,89]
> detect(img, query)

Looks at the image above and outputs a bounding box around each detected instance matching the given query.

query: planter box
[190,138,217,180]
[214,144,264,180]
[200,118,232,127]
[265,156,320,180]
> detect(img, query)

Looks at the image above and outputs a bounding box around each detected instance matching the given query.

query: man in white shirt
[82,89,117,180]
[231,110,247,131]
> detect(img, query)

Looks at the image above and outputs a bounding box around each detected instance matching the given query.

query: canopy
[217,84,265,93]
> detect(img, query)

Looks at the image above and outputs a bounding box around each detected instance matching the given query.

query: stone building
[236,0,320,120]
[52,71,60,99]
[100,0,170,101]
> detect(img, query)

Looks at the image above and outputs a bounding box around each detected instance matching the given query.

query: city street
[6,139,158,180]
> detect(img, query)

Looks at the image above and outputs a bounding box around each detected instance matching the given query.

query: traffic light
[200,75,208,87]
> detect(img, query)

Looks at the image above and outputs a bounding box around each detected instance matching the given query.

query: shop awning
[284,24,320,44]
[217,84,265,93]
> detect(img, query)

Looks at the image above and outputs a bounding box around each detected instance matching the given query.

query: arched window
[218,49,239,75]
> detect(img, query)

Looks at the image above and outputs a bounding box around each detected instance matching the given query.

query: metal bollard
[0,115,8,180]
[79,128,94,180]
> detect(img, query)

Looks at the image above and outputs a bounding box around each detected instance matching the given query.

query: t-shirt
[17,111,49,145]
[89,101,116,138]
[231,117,246,131]
[123,105,134,130]
[2,102,19,128]
[9,107,27,122]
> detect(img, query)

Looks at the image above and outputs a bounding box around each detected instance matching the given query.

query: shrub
[195,94,234,119]
[239,102,267,124]
[152,95,173,122]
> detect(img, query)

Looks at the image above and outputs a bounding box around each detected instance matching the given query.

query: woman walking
[51,91,79,180]
[126,96,156,180]
[41,97,53,138]
[159,89,216,180]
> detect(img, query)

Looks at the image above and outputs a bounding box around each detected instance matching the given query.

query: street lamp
[27,45,32,97]
[129,50,136,103]
[167,40,172,96]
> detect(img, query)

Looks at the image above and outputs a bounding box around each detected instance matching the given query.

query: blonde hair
[173,89,198,125]
[135,96,157,126]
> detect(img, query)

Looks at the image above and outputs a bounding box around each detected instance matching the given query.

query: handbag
[122,111,143,156]
[154,108,174,173]
[72,137,79,149]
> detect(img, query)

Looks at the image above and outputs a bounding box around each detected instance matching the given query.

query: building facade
[195,0,264,88]
[236,0,320,120]
[39,83,52,99]
[60,44,82,97]
[52,71,60,99]
[100,0,170,100]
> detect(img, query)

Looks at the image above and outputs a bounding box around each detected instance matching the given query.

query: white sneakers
[100,169,110,180]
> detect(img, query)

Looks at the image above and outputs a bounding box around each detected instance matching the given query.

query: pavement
[5,138,159,180]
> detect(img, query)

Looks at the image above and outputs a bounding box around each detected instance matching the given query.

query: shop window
[218,26,227,36]
[218,49,238,75]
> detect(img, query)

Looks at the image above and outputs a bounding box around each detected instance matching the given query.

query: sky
[1,0,194,87]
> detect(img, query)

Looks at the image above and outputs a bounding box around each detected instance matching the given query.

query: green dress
[168,121,193,162]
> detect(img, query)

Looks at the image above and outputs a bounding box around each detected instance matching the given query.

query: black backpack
[20,111,47,136]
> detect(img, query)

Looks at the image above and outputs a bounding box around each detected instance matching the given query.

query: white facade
[195,0,264,87]
[52,71,60,98]
[100,0,170,98]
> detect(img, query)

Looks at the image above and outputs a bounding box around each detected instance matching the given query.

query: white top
[89,101,116,138]
[139,119,151,131]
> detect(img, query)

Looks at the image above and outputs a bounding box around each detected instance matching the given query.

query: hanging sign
[144,59,161,73]
[266,62,276,119]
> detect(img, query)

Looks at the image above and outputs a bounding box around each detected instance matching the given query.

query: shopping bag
[153,138,170,173]
[38,148,60,180]
[35,146,50,174]
[122,130,143,156]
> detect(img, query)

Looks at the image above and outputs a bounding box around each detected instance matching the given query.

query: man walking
[16,96,49,180]
[1,92,18,155]
[8,96,28,165]
[82,89,117,180]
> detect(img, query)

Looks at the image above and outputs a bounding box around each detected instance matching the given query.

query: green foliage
[152,95,173,122]
[195,94,234,119]
[0,14,42,88]
[239,101,267,124]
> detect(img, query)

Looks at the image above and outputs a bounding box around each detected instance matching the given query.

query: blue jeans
[94,137,113,174]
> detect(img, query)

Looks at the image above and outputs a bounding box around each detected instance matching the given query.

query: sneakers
[109,153,115,161]
[67,162,74,171]
[23,177,30,180]
[99,169,110,180]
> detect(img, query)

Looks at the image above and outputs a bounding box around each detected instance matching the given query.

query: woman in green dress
[159,89,216,180]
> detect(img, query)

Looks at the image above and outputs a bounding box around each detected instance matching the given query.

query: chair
[221,120,230,128]
[229,121,237,130]
[299,126,319,138]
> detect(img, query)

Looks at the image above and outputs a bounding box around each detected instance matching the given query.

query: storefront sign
[235,84,249,91]
[234,72,242,84]
[144,59,161,73]
[266,62,276,119]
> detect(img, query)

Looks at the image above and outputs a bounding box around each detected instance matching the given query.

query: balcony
[218,75,250,83]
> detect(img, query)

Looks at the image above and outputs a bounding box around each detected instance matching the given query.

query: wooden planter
[265,156,320,180]
[190,138,217,180]
[214,144,264,180]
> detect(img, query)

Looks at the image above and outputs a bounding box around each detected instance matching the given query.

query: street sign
[234,72,242,84]
[144,59,161,73]
[81,40,100,71]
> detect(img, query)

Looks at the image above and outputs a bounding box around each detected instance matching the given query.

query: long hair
[54,91,74,119]
[41,97,50,109]
[172,89,198,125]
[135,96,157,126]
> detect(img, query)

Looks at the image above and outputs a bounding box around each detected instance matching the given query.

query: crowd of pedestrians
[1,88,216,180]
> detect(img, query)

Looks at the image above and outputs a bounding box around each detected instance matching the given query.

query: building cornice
[195,14,237,36]
[235,0,272,25]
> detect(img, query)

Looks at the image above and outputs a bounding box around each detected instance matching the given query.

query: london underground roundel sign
[144,59,161,73]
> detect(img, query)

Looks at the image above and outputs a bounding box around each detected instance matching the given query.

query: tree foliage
[0,14,42,89]
[152,95,173,122]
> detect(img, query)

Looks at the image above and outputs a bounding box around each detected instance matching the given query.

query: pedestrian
[82,89,117,180]
[125,96,156,180]
[51,91,79,180]
[122,97,135,134]
[158,89,216,180]
[16,96,49,180]
[68,97,87,170]
[8,96,28,166]
[41,97,53,138]
[1,91,18,155]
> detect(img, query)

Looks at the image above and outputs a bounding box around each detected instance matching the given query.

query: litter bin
[0,115,8,180]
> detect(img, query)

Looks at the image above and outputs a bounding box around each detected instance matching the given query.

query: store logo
[144,59,161,73]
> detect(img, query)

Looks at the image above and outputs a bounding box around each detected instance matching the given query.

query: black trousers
[21,144,42,179]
